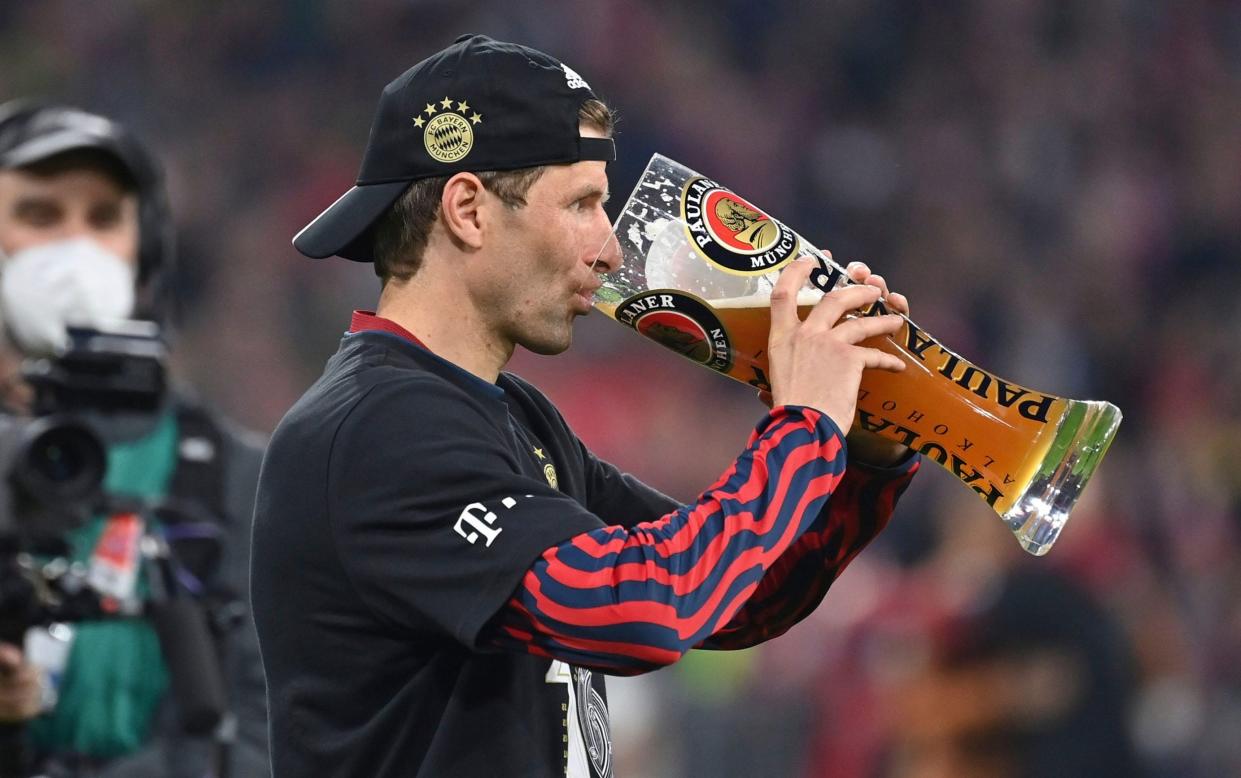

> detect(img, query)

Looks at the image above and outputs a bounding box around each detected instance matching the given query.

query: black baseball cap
[294,34,616,262]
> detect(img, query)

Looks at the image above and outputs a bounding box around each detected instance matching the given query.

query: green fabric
[676,647,758,705]
[29,412,178,758]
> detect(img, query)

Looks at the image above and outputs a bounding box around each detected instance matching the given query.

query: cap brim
[2,127,128,170]
[292,181,410,262]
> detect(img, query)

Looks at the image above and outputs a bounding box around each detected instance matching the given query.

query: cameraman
[0,102,268,777]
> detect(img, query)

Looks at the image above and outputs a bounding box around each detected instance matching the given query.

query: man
[253,34,919,777]
[0,101,269,777]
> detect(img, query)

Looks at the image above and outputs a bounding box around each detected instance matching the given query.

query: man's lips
[572,281,601,313]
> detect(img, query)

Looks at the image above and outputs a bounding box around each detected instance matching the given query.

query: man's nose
[589,232,623,274]
[57,212,94,241]
[588,203,622,274]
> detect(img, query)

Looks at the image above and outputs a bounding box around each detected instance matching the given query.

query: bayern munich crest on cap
[414,96,483,164]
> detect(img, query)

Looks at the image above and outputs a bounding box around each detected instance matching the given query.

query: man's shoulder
[498,371,580,441]
[498,372,563,417]
[497,370,542,398]
[274,341,498,452]
[292,336,438,407]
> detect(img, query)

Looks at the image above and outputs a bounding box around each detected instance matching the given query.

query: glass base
[1001,400,1123,556]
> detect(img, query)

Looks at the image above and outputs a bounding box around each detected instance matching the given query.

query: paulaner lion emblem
[681,176,799,276]
[714,198,777,251]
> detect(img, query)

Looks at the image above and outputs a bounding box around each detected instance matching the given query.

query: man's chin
[520,325,574,356]
[522,336,572,356]
[509,310,583,356]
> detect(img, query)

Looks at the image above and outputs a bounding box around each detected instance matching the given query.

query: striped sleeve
[482,405,849,675]
[697,452,919,650]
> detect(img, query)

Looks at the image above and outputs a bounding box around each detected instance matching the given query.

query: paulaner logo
[615,290,733,374]
[680,176,800,276]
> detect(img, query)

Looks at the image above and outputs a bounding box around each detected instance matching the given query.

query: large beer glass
[594,154,1122,556]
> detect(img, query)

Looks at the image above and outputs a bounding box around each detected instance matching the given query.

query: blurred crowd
[3,0,1238,776]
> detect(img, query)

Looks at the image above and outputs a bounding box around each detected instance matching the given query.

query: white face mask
[0,237,136,357]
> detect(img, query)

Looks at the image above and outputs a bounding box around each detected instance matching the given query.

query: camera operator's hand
[0,643,43,722]
[767,259,906,433]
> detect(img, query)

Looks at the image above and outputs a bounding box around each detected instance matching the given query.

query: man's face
[0,165,140,266]
[475,124,620,356]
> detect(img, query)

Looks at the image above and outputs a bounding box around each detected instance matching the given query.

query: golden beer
[706,294,1065,512]
[596,289,1120,555]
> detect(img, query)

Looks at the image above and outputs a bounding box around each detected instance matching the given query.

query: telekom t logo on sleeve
[454,496,523,547]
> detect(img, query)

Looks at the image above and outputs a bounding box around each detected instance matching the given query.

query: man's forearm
[484,406,848,674]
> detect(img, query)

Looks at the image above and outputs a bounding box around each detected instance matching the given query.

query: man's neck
[375,274,511,384]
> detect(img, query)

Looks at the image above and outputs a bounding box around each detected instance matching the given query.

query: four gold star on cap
[413,97,483,128]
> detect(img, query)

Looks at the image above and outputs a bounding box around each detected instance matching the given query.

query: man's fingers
[862,347,907,372]
[770,259,816,340]
[833,313,905,344]
[847,261,909,316]
[806,283,882,327]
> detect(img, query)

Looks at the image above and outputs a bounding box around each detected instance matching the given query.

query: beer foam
[708,289,824,309]
[644,217,758,299]
[643,217,671,242]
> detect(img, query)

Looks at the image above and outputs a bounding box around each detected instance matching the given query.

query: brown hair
[372,98,614,284]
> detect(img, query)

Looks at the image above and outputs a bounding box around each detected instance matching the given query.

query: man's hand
[0,643,44,723]
[766,259,906,433]
[841,261,914,467]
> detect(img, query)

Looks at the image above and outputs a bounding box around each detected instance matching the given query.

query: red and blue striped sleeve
[483,405,850,675]
[697,453,919,650]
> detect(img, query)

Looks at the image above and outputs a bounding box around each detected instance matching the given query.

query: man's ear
[440,172,485,250]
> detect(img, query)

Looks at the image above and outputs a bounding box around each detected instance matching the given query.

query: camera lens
[15,418,106,505]
[32,427,93,482]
